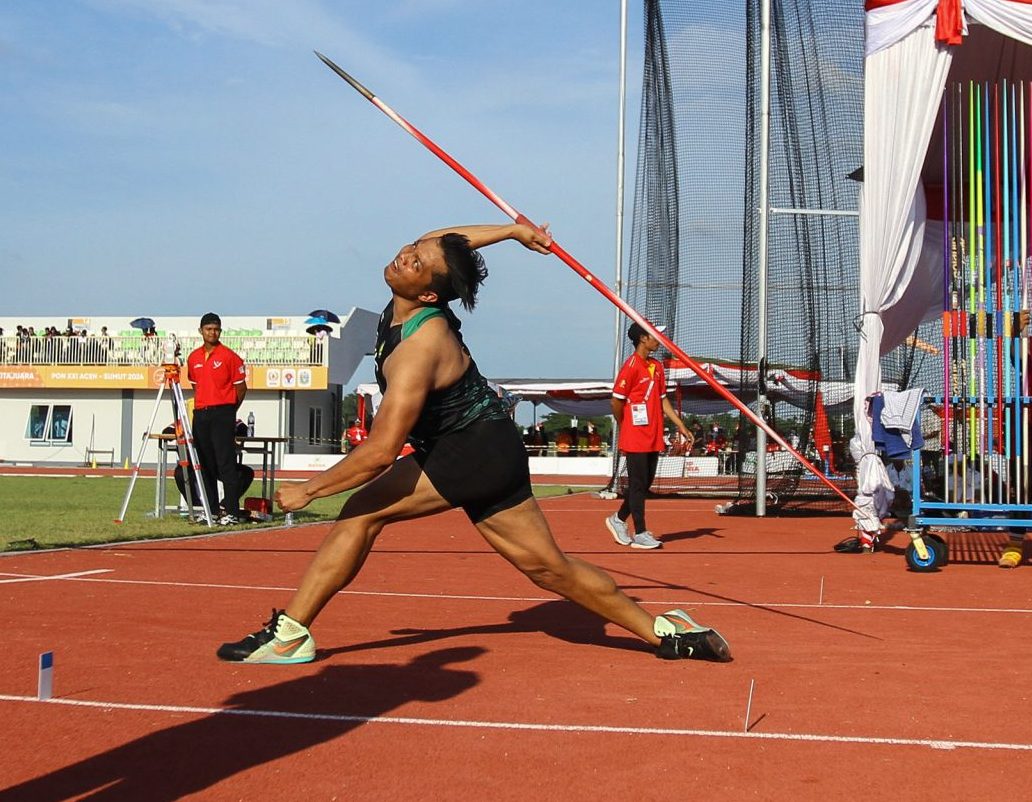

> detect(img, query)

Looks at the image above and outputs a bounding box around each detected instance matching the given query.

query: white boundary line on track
[4,572,1032,615]
[0,569,112,585]
[0,693,1028,753]
[0,521,327,559]
[537,507,722,512]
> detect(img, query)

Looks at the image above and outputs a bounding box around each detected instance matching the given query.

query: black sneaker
[216,609,316,663]
[654,609,732,662]
[834,534,878,553]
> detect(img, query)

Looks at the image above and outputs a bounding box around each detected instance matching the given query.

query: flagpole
[755,0,772,514]
[610,0,629,473]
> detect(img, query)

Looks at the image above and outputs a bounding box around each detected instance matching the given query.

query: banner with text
[0,365,328,390]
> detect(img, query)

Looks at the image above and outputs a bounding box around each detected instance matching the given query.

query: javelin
[314,51,867,516]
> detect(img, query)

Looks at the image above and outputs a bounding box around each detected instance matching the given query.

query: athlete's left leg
[474,497,660,645]
[217,456,454,663]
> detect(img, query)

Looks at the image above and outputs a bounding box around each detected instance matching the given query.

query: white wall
[289,388,340,455]
[0,388,123,465]
[0,388,298,466]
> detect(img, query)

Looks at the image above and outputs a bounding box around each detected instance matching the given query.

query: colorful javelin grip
[314,51,868,516]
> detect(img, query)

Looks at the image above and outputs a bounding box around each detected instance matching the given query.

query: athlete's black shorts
[414,417,533,523]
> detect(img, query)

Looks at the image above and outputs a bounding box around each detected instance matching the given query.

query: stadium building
[0,311,377,469]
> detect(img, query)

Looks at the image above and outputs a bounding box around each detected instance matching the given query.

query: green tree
[539,412,613,441]
[342,391,360,428]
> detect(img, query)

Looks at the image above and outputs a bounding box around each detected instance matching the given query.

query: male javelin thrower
[217,223,731,664]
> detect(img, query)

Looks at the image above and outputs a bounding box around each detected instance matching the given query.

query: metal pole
[115,380,166,523]
[755,0,772,515]
[613,0,628,364]
[610,0,629,464]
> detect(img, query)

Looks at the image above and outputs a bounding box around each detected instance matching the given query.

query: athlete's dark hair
[433,233,488,312]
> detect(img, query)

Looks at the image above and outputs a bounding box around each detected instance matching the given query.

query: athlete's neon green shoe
[217,609,316,664]
[654,609,732,662]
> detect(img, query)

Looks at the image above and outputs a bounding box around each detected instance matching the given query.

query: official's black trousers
[192,404,241,516]
[174,463,254,510]
[618,451,660,533]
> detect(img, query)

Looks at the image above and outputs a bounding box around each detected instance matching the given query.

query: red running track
[2,495,1031,800]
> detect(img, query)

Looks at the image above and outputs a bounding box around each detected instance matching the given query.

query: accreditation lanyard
[631,361,658,426]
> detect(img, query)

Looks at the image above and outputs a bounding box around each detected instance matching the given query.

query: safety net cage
[609,0,751,500]
[610,0,927,511]
[734,0,866,512]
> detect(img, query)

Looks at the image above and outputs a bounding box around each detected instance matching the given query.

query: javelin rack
[115,336,215,526]
[903,80,1032,571]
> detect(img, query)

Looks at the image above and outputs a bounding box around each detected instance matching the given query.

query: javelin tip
[314,51,375,100]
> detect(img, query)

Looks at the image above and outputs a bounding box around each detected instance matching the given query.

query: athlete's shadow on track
[0,647,484,802]
[323,600,649,659]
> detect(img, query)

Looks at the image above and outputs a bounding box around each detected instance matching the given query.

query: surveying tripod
[115,335,215,526]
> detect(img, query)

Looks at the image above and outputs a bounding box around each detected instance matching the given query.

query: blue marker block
[38,651,53,700]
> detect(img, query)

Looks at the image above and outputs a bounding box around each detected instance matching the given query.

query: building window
[25,404,73,444]
[308,407,322,446]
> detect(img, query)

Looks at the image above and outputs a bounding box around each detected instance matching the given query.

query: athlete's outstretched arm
[419,223,551,254]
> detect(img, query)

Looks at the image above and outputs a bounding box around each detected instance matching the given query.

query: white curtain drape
[866,0,1032,56]
[965,0,1032,44]
[867,0,943,55]
[881,218,945,351]
[854,21,952,529]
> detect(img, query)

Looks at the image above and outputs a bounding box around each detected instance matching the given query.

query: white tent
[359,366,857,422]
[854,0,1032,529]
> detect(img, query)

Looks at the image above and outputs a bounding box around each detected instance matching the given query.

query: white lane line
[538,507,722,512]
[13,573,1032,615]
[0,569,112,585]
[0,694,1026,752]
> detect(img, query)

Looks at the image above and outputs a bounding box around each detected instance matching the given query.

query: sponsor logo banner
[247,366,327,390]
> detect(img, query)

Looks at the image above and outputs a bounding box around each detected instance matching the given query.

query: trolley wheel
[926,533,948,566]
[905,536,946,572]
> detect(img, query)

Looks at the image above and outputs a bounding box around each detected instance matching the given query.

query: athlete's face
[384,238,447,302]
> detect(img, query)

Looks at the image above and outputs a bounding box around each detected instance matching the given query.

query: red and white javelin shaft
[315,51,865,515]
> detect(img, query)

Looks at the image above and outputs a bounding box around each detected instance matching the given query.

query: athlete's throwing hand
[276,482,312,512]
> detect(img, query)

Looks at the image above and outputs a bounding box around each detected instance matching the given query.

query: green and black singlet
[372,299,532,523]
[373,300,509,447]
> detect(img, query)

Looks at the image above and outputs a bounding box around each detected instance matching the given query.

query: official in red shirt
[606,322,692,550]
[187,312,247,525]
[344,419,368,452]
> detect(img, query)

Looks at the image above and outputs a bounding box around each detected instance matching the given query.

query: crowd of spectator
[523,421,605,457]
[516,413,849,475]
[0,324,117,365]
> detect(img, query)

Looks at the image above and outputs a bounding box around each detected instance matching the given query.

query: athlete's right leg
[477,498,731,661]
[284,455,453,626]
[475,497,659,644]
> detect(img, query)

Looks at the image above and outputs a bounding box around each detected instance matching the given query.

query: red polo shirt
[613,353,666,453]
[187,342,246,409]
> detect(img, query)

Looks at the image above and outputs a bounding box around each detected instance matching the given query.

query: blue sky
[0,1,646,384]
